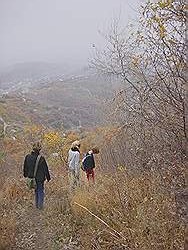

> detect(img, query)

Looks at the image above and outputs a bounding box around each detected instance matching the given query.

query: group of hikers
[23,141,99,210]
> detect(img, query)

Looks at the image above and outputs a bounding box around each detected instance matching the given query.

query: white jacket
[68,149,80,173]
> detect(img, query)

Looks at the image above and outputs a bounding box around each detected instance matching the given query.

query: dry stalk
[74,201,134,243]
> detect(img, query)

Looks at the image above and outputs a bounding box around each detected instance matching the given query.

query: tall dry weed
[70,169,185,250]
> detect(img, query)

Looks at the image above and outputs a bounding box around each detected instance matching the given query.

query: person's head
[91,147,99,154]
[32,141,42,152]
[71,140,80,149]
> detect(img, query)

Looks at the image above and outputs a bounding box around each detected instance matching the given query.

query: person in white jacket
[68,140,81,189]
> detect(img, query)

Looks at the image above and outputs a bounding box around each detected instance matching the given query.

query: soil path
[12,205,53,250]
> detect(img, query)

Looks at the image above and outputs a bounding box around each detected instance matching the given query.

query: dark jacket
[83,152,95,170]
[23,151,51,182]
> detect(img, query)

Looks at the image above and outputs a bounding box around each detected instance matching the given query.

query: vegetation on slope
[0,0,187,249]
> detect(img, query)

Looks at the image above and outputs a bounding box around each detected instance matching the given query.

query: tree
[91,0,187,169]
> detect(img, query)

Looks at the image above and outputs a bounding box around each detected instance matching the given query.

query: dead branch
[74,201,134,243]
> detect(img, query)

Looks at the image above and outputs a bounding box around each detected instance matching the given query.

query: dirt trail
[0,153,80,250]
[12,206,53,250]
[11,189,80,250]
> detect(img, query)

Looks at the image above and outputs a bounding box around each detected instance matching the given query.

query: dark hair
[92,147,99,154]
[32,142,42,151]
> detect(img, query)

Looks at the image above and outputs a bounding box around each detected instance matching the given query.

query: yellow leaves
[42,130,80,164]
[158,0,172,9]
[42,131,66,164]
[43,131,62,148]
[143,0,176,39]
[152,15,160,23]
[167,0,172,5]
[131,55,141,67]
[117,164,127,172]
[151,15,166,38]
[159,23,166,38]
[175,59,186,71]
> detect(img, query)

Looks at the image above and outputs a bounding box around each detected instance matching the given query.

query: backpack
[81,154,93,171]
[26,155,41,190]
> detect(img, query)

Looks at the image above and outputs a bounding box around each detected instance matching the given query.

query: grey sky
[0,0,143,69]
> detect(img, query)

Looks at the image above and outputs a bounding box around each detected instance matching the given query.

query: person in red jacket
[82,147,99,184]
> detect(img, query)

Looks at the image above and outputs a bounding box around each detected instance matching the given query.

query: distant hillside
[25,73,121,129]
[0,62,122,129]
[0,62,70,91]
[0,95,46,137]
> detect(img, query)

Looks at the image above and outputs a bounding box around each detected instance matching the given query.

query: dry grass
[0,179,22,249]
[0,135,186,250]
[0,163,186,250]
[0,215,16,250]
[69,169,185,250]
[0,176,33,250]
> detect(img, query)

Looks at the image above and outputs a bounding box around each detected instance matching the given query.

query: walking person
[68,140,81,190]
[82,147,99,184]
[23,142,51,209]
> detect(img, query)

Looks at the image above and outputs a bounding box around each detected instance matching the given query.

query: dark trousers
[35,181,44,209]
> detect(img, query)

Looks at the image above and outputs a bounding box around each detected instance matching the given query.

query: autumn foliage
[0,0,187,249]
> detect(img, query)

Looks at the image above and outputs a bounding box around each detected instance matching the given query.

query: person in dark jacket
[23,142,51,209]
[82,147,99,184]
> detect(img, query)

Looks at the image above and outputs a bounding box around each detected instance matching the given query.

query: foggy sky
[0,0,143,69]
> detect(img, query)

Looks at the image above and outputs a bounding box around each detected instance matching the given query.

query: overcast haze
[0,0,142,70]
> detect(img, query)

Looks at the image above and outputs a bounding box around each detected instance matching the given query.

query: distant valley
[0,62,122,130]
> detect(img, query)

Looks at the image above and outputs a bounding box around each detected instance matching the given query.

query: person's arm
[67,150,71,164]
[43,157,51,181]
[74,152,80,175]
[91,154,95,168]
[23,155,28,177]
